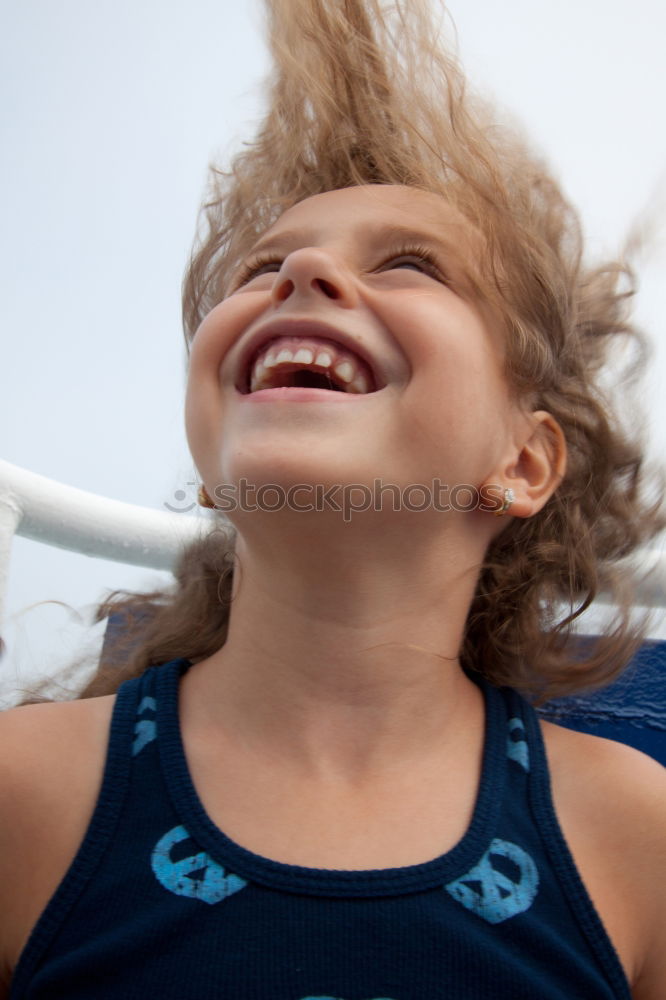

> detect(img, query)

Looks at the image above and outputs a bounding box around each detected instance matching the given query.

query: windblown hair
[23,0,663,705]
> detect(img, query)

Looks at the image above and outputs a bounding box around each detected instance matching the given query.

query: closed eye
[231,242,450,291]
[377,244,449,283]
[231,253,283,289]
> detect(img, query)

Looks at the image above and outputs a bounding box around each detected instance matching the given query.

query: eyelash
[232,243,449,289]
[233,253,283,287]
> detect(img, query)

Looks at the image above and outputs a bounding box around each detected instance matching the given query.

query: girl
[1,1,664,997]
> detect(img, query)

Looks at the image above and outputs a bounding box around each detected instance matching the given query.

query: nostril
[314,278,339,299]
[274,279,294,303]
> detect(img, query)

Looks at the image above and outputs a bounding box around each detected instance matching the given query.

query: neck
[183,512,489,785]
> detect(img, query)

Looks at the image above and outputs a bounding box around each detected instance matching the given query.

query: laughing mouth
[242,335,377,395]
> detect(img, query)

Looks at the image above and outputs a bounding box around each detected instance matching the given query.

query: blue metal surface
[538,639,666,766]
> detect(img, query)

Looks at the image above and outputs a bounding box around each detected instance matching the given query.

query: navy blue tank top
[10,658,631,999]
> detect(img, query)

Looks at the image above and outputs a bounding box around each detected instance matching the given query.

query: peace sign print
[151,824,248,905]
[445,838,539,924]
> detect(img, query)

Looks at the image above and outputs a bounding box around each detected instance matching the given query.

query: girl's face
[186,185,523,522]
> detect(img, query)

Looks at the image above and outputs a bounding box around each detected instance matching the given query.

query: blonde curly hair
[26,0,663,706]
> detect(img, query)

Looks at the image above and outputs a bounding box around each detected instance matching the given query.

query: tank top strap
[9,662,162,996]
[128,662,162,760]
[498,683,631,1000]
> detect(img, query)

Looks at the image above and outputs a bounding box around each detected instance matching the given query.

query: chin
[222,440,368,485]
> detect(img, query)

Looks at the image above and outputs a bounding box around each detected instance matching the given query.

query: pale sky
[1,0,665,700]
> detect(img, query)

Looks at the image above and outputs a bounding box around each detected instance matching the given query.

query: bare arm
[544,721,666,996]
[0,696,112,994]
[627,756,666,999]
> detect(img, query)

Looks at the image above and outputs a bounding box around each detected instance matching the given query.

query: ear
[494,411,567,518]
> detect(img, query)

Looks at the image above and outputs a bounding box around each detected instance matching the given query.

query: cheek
[391,297,501,398]
[187,299,245,376]
[185,371,218,464]
[384,298,510,464]
[184,298,254,477]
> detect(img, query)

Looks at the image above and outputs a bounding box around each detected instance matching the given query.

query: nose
[271,247,357,307]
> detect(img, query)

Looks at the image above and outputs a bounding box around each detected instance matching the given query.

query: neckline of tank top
[149,656,514,897]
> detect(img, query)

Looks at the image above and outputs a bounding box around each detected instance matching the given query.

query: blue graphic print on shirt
[444,838,539,924]
[506,717,529,772]
[132,695,157,756]
[151,824,248,904]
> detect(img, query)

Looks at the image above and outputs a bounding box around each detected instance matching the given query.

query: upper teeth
[249,337,372,394]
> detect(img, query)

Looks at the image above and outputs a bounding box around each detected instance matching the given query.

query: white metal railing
[0,459,224,627]
[1,458,665,631]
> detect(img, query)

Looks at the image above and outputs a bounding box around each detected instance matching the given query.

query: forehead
[259,184,474,247]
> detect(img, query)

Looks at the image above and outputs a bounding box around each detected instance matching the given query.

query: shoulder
[0,695,116,988]
[0,696,116,809]
[541,722,666,996]
[541,720,666,832]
